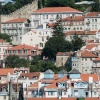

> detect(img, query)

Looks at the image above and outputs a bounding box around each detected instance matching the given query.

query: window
[85,58,87,61]
[95,25,97,29]
[20,37,22,40]
[30,38,33,41]
[16,37,18,41]
[4,96,6,100]
[92,19,94,22]
[48,92,54,96]
[42,37,44,41]
[94,92,96,95]
[40,43,43,47]
[46,15,48,19]
[43,15,45,19]
[64,91,66,95]
[95,19,97,22]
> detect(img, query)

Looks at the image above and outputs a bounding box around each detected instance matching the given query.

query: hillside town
[0,0,100,100]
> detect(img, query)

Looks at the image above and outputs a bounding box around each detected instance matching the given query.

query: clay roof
[27,98,100,100]
[27,98,77,100]
[3,18,27,23]
[81,51,97,58]
[18,72,40,79]
[93,58,100,62]
[57,52,71,56]
[34,7,82,13]
[86,12,100,17]
[65,31,96,35]
[85,44,98,50]
[7,44,39,50]
[0,39,6,43]
[62,16,84,21]
[81,74,99,82]
[0,68,14,76]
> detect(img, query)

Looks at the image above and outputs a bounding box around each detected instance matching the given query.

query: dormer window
[2,86,7,92]
[22,76,25,79]
[24,70,28,73]
[14,70,18,73]
[33,76,38,79]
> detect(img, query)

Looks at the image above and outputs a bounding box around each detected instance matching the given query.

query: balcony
[86,20,90,24]
[33,18,39,21]
[6,27,18,30]
[50,18,54,21]
[85,28,90,31]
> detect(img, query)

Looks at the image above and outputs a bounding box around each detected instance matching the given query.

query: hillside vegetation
[1,0,100,15]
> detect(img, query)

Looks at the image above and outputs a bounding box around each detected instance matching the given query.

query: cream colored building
[56,52,72,67]
[2,18,30,45]
[31,7,83,28]
[22,23,52,49]
[71,50,98,74]
[84,12,100,31]
[65,30,96,41]
[62,16,84,32]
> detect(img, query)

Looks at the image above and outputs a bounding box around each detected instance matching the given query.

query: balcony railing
[33,18,39,21]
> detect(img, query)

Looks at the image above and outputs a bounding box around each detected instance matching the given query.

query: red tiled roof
[34,7,82,13]
[0,39,6,43]
[3,18,27,23]
[65,31,96,35]
[81,74,99,82]
[7,44,39,50]
[81,51,97,58]
[85,44,98,50]
[93,58,100,62]
[65,31,84,35]
[57,52,72,56]
[27,98,77,100]
[0,68,14,76]
[18,72,40,79]
[86,12,100,17]
[62,16,84,21]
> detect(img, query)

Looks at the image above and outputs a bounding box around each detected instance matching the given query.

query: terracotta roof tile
[85,44,98,50]
[0,68,14,76]
[81,74,99,82]
[7,44,39,50]
[62,16,84,21]
[86,12,100,17]
[0,39,6,43]
[3,18,27,23]
[18,72,40,79]
[81,51,97,58]
[93,58,100,62]
[27,98,100,100]
[27,98,77,100]
[34,7,82,13]
[57,52,72,56]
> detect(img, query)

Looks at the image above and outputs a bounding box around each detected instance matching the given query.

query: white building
[22,23,52,49]
[84,12,100,31]
[30,7,83,28]
[0,39,12,68]
[2,18,31,45]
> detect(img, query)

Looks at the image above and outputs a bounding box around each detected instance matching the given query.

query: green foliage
[0,33,12,43]
[71,33,85,51]
[5,55,30,68]
[46,0,75,8]
[91,2,100,12]
[42,36,71,59]
[53,15,64,36]
[30,56,71,73]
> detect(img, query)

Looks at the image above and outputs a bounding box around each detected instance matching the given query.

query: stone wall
[1,0,38,22]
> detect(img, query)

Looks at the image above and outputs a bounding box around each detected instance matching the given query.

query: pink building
[4,44,41,60]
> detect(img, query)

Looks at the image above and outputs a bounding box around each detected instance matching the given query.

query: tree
[42,36,72,59]
[0,33,12,43]
[52,14,64,36]
[91,2,100,12]
[46,0,75,8]
[5,55,30,68]
[71,33,85,51]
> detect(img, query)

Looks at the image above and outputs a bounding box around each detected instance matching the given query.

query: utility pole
[8,80,11,100]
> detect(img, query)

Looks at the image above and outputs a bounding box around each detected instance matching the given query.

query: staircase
[1,0,38,22]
